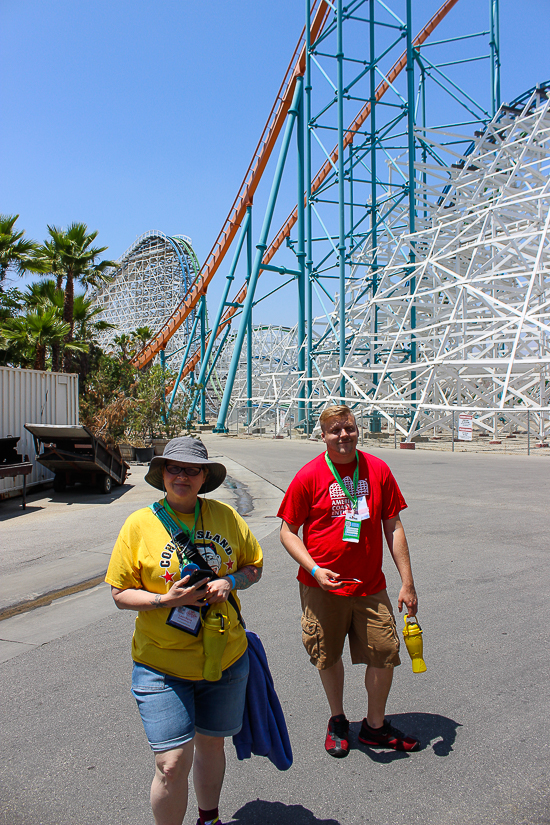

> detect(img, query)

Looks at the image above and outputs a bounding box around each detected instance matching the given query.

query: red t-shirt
[277,450,407,597]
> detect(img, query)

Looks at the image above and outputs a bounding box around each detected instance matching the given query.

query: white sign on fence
[458,413,473,441]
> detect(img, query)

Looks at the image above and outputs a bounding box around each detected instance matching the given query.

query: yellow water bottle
[402,615,427,673]
[202,605,230,681]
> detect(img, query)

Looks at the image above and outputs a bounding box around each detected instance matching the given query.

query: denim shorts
[131,650,249,752]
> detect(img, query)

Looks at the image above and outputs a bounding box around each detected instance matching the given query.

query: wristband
[227,574,236,590]
[311,565,319,577]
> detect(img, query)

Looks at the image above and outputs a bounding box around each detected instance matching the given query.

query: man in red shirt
[278,405,420,757]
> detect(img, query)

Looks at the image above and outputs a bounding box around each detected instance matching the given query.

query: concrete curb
[0,575,105,621]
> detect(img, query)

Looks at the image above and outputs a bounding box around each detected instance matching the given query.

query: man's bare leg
[319,657,345,717]
[365,665,393,729]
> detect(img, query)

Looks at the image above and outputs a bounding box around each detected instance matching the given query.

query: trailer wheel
[99,475,112,494]
[53,474,66,493]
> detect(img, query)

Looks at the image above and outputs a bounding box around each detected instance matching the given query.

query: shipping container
[0,367,79,497]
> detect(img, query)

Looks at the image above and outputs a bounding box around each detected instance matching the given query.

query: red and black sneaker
[325,714,350,758]
[358,718,419,752]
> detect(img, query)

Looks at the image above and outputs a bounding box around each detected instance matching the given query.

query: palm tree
[0,286,25,366]
[20,281,113,371]
[70,294,117,387]
[38,238,65,291]
[73,294,115,342]
[132,326,153,349]
[0,214,44,286]
[39,223,115,370]
[22,280,66,370]
[2,307,86,371]
[113,333,136,360]
[23,279,64,310]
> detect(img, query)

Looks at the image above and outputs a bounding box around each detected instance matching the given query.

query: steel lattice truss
[344,88,550,439]
[91,231,199,354]
[224,89,550,439]
[189,0,504,434]
[204,325,299,421]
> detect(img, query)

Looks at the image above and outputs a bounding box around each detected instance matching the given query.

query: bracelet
[227,574,236,590]
[311,565,319,577]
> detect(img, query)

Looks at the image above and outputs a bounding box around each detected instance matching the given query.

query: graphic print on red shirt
[327,456,369,517]
[277,451,407,597]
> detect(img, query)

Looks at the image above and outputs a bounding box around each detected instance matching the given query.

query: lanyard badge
[342,514,361,542]
[325,452,362,543]
[163,499,200,573]
[162,500,207,635]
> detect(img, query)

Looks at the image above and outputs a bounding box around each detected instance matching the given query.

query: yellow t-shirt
[105,498,263,680]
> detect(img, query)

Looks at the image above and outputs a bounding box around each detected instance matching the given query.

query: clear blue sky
[2,0,549,321]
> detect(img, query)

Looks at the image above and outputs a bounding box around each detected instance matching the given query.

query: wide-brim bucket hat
[145,437,226,494]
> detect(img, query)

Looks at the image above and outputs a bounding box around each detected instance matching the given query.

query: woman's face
[162,461,208,513]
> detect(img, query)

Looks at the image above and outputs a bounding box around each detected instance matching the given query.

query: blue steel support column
[214,76,304,433]
[337,0,346,402]
[199,294,207,423]
[187,207,252,425]
[406,0,417,413]
[490,0,501,116]
[297,66,306,430]
[167,310,202,416]
[369,0,381,433]
[160,348,167,425]
[246,208,253,427]
[305,0,313,432]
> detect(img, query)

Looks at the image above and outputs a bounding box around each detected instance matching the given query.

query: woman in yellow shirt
[106,437,263,825]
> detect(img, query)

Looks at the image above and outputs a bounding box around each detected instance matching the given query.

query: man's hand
[398,582,418,616]
[313,567,346,591]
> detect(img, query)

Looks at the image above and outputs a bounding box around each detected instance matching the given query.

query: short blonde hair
[319,404,355,431]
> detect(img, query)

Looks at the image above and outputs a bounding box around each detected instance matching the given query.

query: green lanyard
[324,452,360,512]
[163,499,200,542]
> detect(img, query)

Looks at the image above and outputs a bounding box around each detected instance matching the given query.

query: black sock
[198,806,219,825]
[365,719,384,730]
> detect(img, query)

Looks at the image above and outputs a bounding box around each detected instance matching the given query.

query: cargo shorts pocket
[301,616,321,662]
[379,601,401,652]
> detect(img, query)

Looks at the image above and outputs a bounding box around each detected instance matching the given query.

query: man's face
[322,414,358,461]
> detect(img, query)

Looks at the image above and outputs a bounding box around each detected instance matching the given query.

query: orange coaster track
[133,0,459,375]
[133,0,331,370]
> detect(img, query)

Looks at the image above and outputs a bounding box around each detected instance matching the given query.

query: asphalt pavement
[0,435,548,825]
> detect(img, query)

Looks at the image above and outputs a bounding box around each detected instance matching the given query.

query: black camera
[186,568,212,588]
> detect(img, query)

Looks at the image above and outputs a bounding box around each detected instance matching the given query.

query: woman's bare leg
[150,742,194,825]
[193,732,226,811]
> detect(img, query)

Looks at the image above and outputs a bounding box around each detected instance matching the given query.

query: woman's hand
[203,577,232,604]
[163,575,211,608]
[111,579,209,611]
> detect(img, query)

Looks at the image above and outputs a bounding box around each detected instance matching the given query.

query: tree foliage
[80,358,193,446]
[36,223,115,371]
[0,215,194,447]
[0,214,44,285]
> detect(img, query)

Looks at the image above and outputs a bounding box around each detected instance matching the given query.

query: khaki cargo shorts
[299,583,401,670]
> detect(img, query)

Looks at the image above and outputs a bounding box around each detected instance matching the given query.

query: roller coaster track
[132,0,330,369]
[134,0,459,373]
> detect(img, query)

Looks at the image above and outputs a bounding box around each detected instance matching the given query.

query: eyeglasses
[164,464,204,477]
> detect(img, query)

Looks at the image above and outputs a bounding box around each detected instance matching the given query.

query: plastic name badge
[166,605,203,636]
[343,514,361,543]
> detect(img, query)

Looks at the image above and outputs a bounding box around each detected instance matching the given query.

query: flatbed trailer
[0,436,33,508]
[24,424,129,494]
